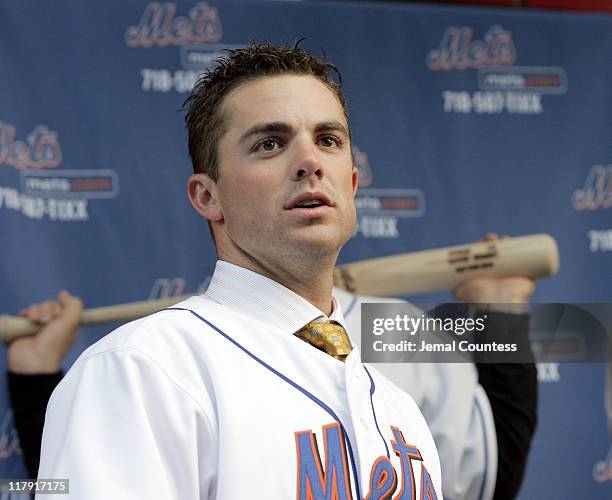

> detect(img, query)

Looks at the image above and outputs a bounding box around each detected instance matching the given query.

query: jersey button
[336,375,346,390]
[360,416,369,429]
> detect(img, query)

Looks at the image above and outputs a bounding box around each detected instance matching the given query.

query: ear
[187,173,223,222]
[351,165,359,196]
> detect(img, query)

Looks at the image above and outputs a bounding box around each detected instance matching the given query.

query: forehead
[220,74,347,135]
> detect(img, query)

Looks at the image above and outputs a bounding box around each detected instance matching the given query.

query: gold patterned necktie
[294,320,353,362]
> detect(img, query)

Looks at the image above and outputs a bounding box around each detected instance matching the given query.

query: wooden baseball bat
[333,233,559,297]
[0,233,558,341]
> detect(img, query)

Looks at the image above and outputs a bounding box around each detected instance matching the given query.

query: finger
[58,290,69,303]
[50,301,62,318]
[58,290,83,325]
[59,290,83,312]
[39,301,60,323]
[25,303,43,322]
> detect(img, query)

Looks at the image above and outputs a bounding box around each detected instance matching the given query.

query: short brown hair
[183,42,348,180]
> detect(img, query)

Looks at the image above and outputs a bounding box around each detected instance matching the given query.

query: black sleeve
[474,312,538,500]
[7,372,63,479]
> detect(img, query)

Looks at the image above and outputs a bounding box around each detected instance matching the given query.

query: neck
[218,245,338,316]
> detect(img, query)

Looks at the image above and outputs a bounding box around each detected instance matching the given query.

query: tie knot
[294,321,352,362]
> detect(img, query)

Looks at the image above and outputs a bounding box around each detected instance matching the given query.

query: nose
[290,139,324,182]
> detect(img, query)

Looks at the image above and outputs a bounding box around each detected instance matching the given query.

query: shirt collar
[204,260,348,334]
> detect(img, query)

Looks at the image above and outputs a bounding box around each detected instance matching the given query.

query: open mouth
[294,200,325,209]
[286,192,334,210]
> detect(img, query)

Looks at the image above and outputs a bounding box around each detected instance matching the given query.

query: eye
[254,138,283,153]
[318,135,342,148]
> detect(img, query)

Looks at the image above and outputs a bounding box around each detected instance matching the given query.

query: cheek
[220,170,255,203]
[338,171,358,223]
[219,176,278,224]
[336,169,359,200]
[236,166,285,202]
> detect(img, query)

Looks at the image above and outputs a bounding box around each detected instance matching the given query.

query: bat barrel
[334,233,560,297]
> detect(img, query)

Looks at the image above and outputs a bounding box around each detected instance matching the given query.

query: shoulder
[60,295,237,394]
[49,296,232,420]
[77,295,224,358]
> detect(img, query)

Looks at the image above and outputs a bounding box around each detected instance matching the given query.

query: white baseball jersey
[335,289,497,500]
[38,261,442,499]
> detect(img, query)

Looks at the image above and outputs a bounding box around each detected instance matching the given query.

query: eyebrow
[238,122,292,144]
[315,121,349,137]
[238,120,349,144]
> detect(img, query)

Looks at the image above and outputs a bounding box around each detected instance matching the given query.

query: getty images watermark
[361,303,611,363]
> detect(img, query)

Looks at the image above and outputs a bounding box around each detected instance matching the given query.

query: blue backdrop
[1,1,610,498]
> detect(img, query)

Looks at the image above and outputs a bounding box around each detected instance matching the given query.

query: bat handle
[0,294,194,342]
[0,315,40,341]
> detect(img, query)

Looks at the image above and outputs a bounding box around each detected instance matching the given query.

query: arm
[6,291,81,478]
[471,312,537,500]
[7,372,63,479]
[454,235,538,500]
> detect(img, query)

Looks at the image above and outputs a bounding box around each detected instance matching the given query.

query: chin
[290,227,348,255]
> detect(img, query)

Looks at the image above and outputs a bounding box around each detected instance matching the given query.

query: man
[34,43,535,499]
[36,42,441,500]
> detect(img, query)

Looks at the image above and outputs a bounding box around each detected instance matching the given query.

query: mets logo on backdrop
[0,121,118,222]
[426,25,516,71]
[352,145,425,240]
[125,2,241,93]
[572,164,612,211]
[0,122,62,169]
[426,25,567,115]
[573,164,612,253]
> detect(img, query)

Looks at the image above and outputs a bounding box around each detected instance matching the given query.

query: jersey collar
[204,260,349,335]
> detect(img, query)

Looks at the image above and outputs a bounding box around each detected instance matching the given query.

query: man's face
[210,74,358,266]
